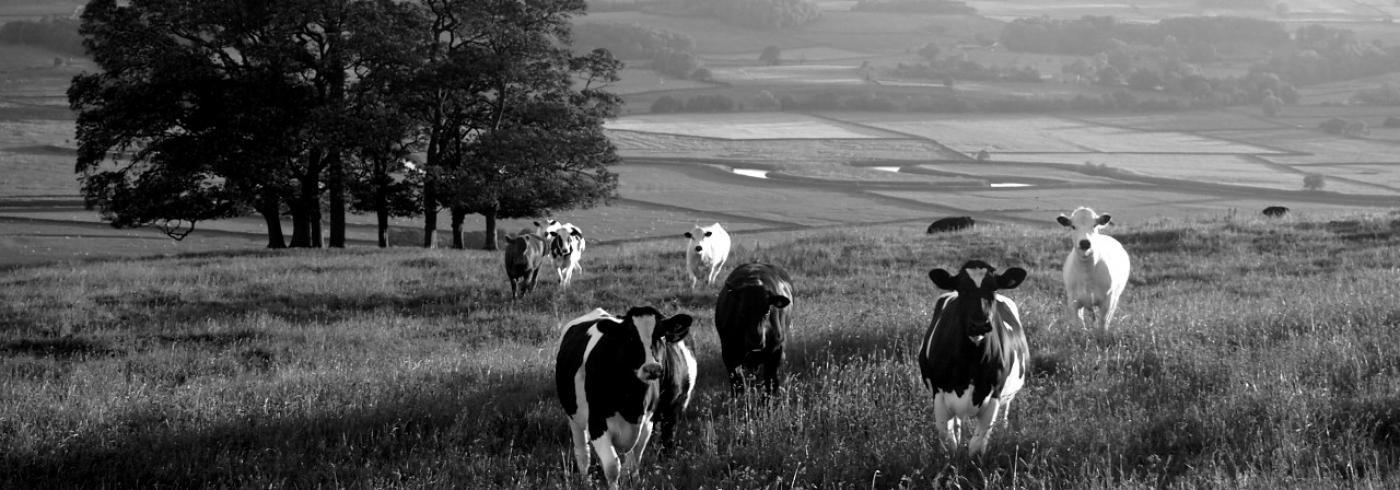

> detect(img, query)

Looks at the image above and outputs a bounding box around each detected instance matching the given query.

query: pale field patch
[605,113,898,140]
[1285,163,1400,191]
[824,113,1279,153]
[910,162,1126,185]
[777,164,981,184]
[1235,129,1400,165]
[615,164,932,226]
[608,130,965,163]
[1017,153,1312,191]
[1075,111,1292,132]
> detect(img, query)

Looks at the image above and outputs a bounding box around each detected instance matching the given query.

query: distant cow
[685,223,731,290]
[1263,206,1290,218]
[714,262,793,394]
[537,220,586,287]
[556,307,695,489]
[1057,207,1131,330]
[927,216,976,234]
[918,260,1029,456]
[503,230,546,299]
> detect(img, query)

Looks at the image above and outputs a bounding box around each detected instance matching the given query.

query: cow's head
[729,276,792,353]
[503,231,542,254]
[1056,207,1111,258]
[928,260,1026,342]
[547,224,583,258]
[684,224,720,254]
[611,306,693,382]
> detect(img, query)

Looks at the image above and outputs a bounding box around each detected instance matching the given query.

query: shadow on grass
[1,367,563,489]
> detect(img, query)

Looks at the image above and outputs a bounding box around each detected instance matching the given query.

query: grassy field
[4,212,1400,488]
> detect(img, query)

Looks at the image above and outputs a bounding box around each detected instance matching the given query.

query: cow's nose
[694,246,703,253]
[1078,239,1091,251]
[640,363,664,381]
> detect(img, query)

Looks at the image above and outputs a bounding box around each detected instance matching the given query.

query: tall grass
[3,212,1400,488]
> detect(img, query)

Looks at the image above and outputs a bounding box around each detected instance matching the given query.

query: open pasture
[606,129,967,163]
[707,63,866,86]
[1015,153,1313,191]
[872,186,1243,224]
[604,112,898,140]
[1242,128,1400,165]
[4,214,1400,488]
[823,112,1283,154]
[613,163,935,226]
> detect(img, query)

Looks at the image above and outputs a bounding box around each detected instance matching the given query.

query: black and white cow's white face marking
[1057,207,1112,257]
[606,307,693,383]
[928,260,1026,342]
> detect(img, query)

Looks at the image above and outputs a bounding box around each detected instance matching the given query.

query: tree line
[70,0,622,251]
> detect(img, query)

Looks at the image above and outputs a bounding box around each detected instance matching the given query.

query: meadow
[4,211,1400,488]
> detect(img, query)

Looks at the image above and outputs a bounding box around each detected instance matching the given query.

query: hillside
[3,213,1399,488]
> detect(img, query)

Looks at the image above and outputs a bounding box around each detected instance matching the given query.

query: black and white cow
[1263,206,1290,218]
[918,260,1029,456]
[714,262,794,394]
[555,307,696,489]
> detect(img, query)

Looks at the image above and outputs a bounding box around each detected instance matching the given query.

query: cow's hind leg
[568,419,591,477]
[591,437,623,490]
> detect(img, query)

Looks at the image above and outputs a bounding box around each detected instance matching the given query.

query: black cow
[1263,206,1290,218]
[555,307,695,489]
[918,260,1029,456]
[715,262,794,394]
[502,230,545,299]
[927,216,976,234]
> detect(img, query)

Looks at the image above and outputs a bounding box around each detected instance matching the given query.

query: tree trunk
[422,174,438,249]
[375,174,390,248]
[258,190,286,249]
[451,206,466,249]
[292,151,324,248]
[328,149,345,248]
[482,209,498,251]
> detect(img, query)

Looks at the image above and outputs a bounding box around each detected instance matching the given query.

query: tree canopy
[69,0,621,250]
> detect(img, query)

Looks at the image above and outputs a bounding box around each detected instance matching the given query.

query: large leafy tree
[409,0,622,250]
[70,0,317,248]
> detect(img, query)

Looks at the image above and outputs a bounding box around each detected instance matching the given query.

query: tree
[760,45,782,66]
[918,42,940,61]
[1261,89,1284,117]
[1303,173,1325,191]
[651,95,684,113]
[408,0,623,250]
[71,0,423,249]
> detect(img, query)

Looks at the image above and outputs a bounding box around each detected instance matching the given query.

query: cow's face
[616,307,693,382]
[548,226,582,257]
[534,219,562,239]
[731,280,792,353]
[929,260,1026,340]
[683,225,716,254]
[1057,207,1111,257]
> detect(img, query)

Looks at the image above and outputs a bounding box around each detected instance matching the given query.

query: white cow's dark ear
[1097,214,1112,226]
[928,269,958,290]
[997,268,1028,290]
[1056,216,1072,228]
[533,221,542,227]
[704,231,712,237]
[662,314,693,342]
[684,232,693,239]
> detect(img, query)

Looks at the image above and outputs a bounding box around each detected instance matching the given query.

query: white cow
[684,223,730,290]
[535,219,586,288]
[1057,207,1131,330]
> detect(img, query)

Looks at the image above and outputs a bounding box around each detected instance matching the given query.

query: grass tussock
[3,213,1400,488]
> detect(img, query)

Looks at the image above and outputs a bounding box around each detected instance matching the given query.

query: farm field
[5,213,1400,488]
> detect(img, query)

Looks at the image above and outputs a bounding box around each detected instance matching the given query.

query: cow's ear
[996,268,1027,290]
[704,231,712,237]
[684,232,693,239]
[571,228,583,238]
[533,221,542,227]
[1097,214,1112,226]
[928,268,958,290]
[769,294,791,308]
[661,314,693,342]
[1056,215,1072,228]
